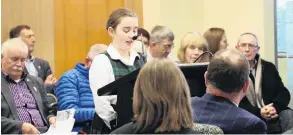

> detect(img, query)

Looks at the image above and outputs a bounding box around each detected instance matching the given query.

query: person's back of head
[205,48,250,102]
[133,58,193,133]
[85,44,108,68]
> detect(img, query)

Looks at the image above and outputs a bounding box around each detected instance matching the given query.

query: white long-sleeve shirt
[89,44,139,128]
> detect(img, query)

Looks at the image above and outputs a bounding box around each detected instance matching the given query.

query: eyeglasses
[238,43,259,49]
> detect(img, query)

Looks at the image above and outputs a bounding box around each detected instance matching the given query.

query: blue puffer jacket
[55,63,95,132]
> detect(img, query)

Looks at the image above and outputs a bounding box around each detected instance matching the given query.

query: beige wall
[142,0,291,87]
[143,0,275,63]
[1,0,55,72]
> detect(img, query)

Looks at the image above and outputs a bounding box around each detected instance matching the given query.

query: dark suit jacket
[24,57,55,93]
[1,72,55,134]
[239,56,291,119]
[24,57,52,82]
[191,93,267,134]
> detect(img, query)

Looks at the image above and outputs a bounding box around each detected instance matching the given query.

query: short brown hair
[133,59,193,133]
[207,49,249,93]
[177,32,208,63]
[106,8,137,30]
[203,27,225,54]
[138,28,150,41]
[9,25,31,39]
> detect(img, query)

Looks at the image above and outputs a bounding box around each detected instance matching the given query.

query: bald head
[87,44,108,60]
[85,44,108,68]
[206,48,250,93]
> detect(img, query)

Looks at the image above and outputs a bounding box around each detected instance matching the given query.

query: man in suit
[236,33,293,133]
[9,25,57,93]
[191,48,267,134]
[1,38,56,134]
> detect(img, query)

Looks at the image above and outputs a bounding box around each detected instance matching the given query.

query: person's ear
[256,46,260,52]
[204,71,208,85]
[242,79,250,94]
[107,27,115,37]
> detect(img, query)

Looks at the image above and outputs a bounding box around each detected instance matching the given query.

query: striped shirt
[6,75,45,127]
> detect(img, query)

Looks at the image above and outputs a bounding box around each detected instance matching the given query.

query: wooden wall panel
[125,0,144,27]
[55,0,142,78]
[1,0,55,73]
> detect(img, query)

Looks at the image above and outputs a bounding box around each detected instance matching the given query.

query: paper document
[43,109,76,134]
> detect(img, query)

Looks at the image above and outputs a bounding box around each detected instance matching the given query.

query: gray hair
[1,38,28,57]
[150,25,174,44]
[87,44,108,59]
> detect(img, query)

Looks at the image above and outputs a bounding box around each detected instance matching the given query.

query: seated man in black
[1,38,56,134]
[236,33,293,133]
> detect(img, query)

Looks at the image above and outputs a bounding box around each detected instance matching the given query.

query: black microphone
[132,36,138,40]
[193,51,214,63]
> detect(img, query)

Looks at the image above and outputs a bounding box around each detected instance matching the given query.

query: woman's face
[184,45,204,63]
[219,34,228,50]
[110,16,139,51]
[137,36,149,46]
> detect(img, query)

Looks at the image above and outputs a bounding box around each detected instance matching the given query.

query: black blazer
[1,72,55,134]
[239,56,291,118]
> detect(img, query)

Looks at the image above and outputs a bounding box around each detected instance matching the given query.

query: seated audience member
[236,33,293,133]
[9,25,57,94]
[1,38,56,134]
[191,48,267,134]
[55,44,108,132]
[133,28,150,54]
[203,27,228,54]
[177,32,209,63]
[111,59,223,134]
[146,25,175,61]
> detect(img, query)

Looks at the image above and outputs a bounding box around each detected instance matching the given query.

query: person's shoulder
[59,68,79,80]
[111,122,135,134]
[237,107,263,122]
[261,59,276,68]
[93,53,110,63]
[34,57,49,63]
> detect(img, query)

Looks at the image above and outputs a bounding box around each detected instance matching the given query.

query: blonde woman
[177,32,209,63]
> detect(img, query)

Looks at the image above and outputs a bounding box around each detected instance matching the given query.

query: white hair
[1,38,28,57]
[87,44,108,59]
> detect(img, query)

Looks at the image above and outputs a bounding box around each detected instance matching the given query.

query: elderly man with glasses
[236,33,293,133]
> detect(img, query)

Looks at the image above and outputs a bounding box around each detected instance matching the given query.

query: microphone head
[132,36,138,40]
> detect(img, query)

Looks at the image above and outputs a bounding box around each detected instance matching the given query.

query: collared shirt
[25,56,38,77]
[146,48,173,61]
[89,44,139,128]
[250,59,258,77]
[4,73,45,127]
